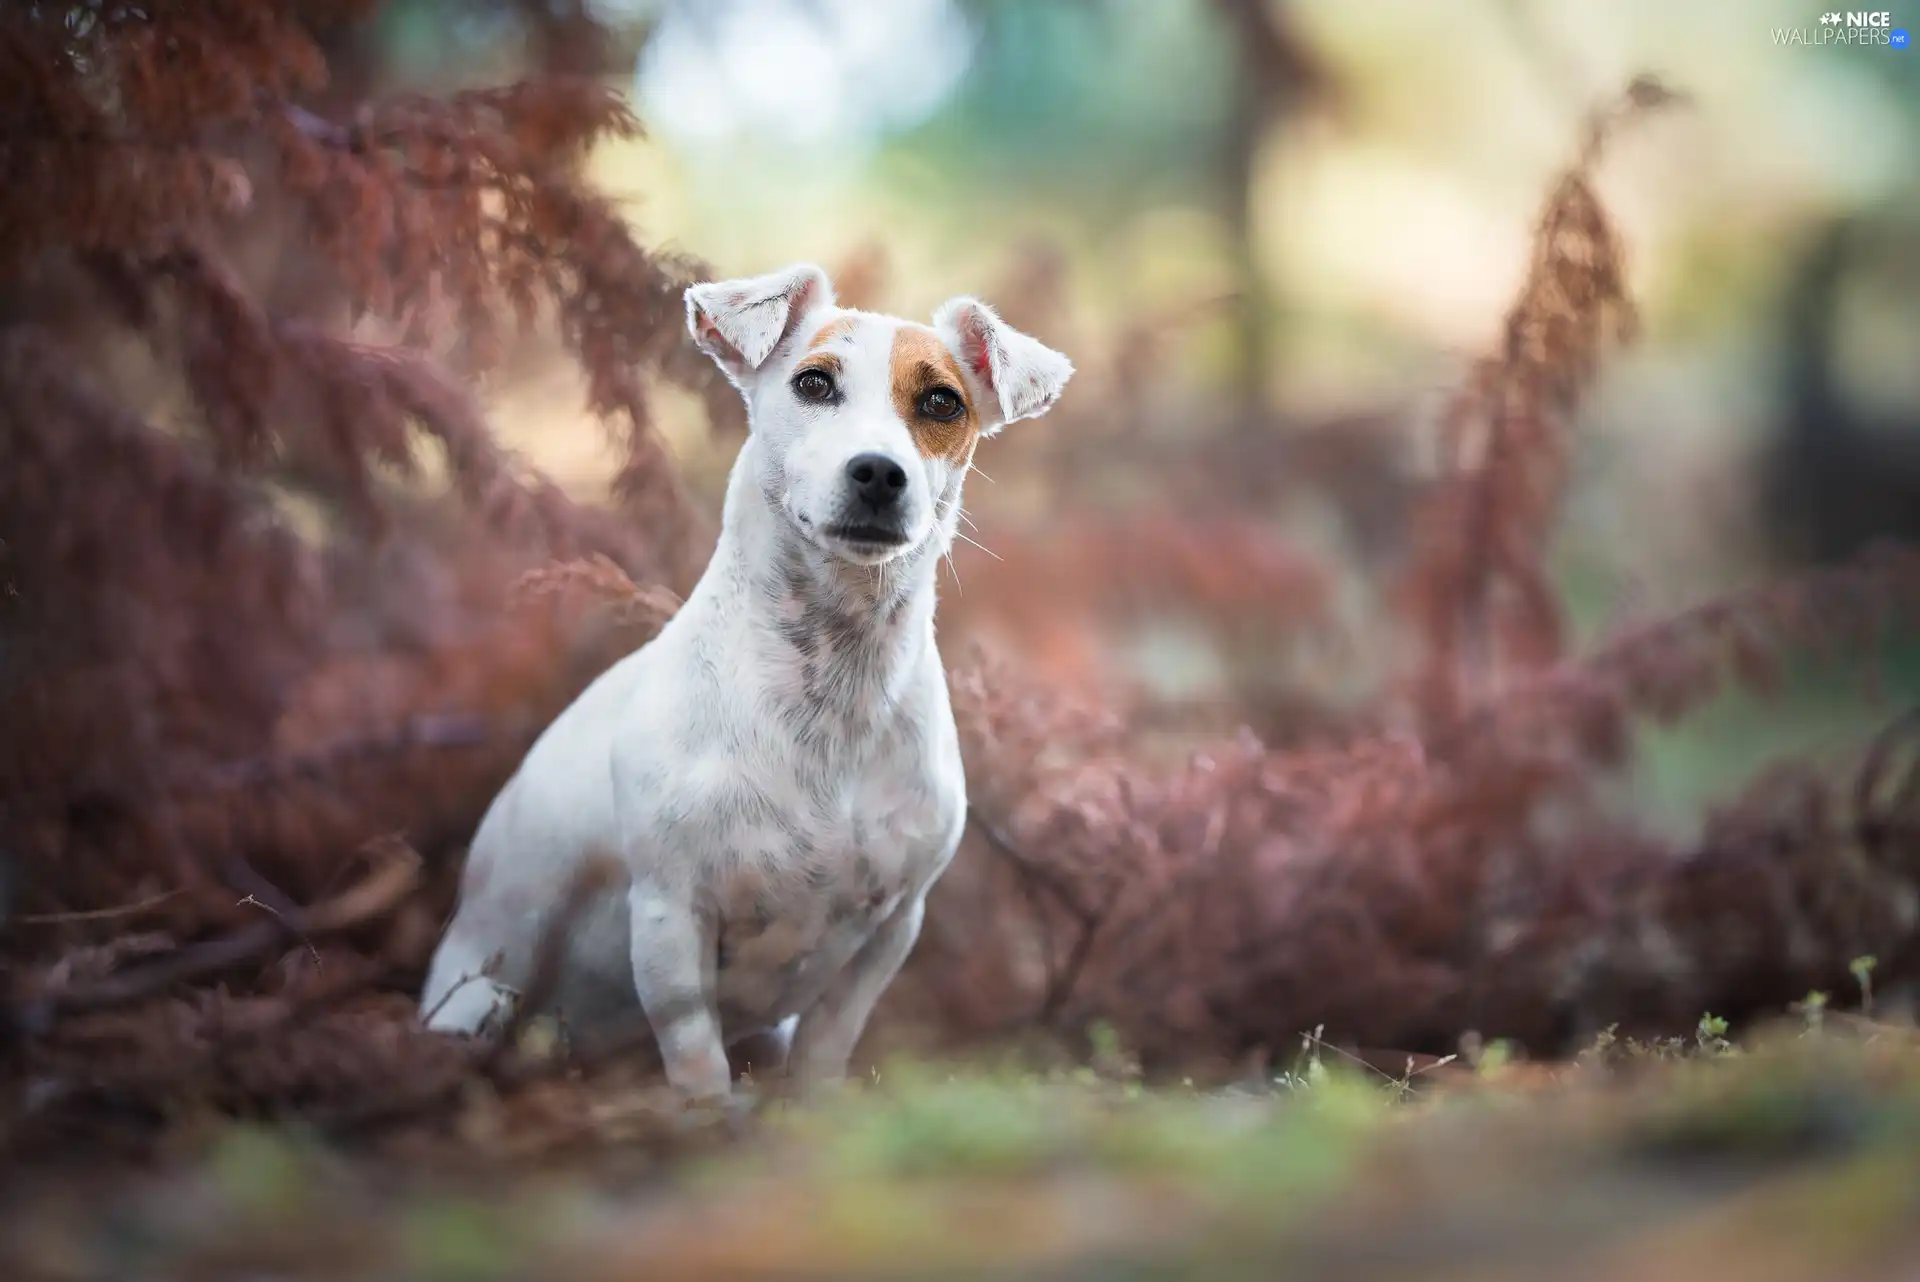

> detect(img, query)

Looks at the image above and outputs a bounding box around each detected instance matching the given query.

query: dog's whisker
[952,530,1003,562]
[926,494,964,594]
[933,492,968,533]
[934,523,964,594]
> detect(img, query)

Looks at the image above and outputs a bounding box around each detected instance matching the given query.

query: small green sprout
[1851,955,1878,1014]
[1793,990,1829,1034]
[1475,1038,1516,1079]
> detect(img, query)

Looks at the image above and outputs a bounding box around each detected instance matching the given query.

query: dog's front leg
[628,884,731,1100]
[787,894,926,1091]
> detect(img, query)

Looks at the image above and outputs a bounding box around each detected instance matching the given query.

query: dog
[419,262,1073,1098]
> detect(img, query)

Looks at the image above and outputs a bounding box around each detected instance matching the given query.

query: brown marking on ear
[890,325,976,461]
[808,316,857,350]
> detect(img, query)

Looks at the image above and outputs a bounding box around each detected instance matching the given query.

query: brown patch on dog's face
[889,325,975,461]
[788,318,853,390]
[808,316,857,350]
[792,350,842,381]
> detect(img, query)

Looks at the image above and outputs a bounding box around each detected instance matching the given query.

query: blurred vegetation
[5,4,1920,1276]
[14,1022,1920,1279]
[536,0,1920,826]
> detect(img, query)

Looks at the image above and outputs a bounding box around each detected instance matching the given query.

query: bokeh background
[8,4,1920,1275]
[376,0,1920,834]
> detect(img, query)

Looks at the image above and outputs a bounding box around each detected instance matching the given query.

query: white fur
[933,296,1075,431]
[419,263,1073,1098]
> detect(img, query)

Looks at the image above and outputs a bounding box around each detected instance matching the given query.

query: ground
[7,1016,1919,1281]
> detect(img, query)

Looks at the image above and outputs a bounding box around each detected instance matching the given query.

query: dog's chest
[705,758,957,1030]
[631,554,963,1032]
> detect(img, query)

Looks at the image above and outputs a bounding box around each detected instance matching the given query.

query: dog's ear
[685,263,835,386]
[932,297,1074,435]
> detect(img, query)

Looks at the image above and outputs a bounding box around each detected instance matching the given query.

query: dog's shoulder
[601,611,763,787]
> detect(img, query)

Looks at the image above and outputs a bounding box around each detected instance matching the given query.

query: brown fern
[1401,75,1687,728]
[0,3,716,948]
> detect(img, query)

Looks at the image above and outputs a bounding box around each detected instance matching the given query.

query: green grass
[12,1020,1920,1281]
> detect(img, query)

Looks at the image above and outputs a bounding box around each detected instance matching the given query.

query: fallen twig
[25,838,421,1017]
[15,889,181,926]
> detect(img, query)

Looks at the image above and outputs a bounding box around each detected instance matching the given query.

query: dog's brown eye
[919,387,963,421]
[794,369,835,402]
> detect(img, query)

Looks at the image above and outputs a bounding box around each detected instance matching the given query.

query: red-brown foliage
[0,4,715,965]
[889,546,1920,1071]
[1398,75,1687,728]
[1,22,1916,1167]
[874,76,1920,1073]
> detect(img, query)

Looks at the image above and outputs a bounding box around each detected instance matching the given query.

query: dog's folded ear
[932,297,1074,435]
[686,263,835,386]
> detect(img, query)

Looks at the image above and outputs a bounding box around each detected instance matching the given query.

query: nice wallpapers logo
[1774,11,1911,46]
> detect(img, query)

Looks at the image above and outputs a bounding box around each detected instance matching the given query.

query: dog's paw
[669,1084,757,1139]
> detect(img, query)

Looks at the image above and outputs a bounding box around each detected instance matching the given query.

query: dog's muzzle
[825,452,911,549]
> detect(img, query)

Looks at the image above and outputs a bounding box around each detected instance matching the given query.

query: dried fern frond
[1401,75,1686,727]
[0,3,710,952]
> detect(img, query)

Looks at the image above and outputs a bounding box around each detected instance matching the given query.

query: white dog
[419,262,1073,1098]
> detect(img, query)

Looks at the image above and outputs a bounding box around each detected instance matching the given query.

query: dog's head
[686,263,1073,566]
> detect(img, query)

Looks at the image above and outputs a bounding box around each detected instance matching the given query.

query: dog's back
[419,641,653,1031]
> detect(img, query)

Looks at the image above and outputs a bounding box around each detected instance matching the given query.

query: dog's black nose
[846,453,908,510]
